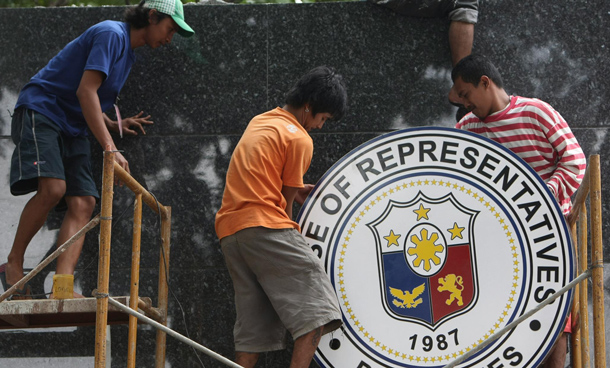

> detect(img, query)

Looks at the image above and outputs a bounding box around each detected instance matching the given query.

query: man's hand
[113,151,130,186]
[105,111,153,136]
[295,184,315,205]
[104,144,129,186]
[114,151,130,174]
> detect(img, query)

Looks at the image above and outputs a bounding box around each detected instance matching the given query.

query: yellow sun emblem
[407,228,444,271]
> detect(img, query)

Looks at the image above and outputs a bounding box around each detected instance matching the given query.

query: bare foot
[73,291,85,298]
[5,261,25,286]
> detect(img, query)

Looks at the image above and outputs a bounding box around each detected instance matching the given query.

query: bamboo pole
[578,206,590,368]
[588,155,606,368]
[113,162,168,217]
[127,194,143,368]
[114,160,171,365]
[571,220,582,368]
[94,149,115,368]
[155,207,171,368]
[0,215,100,303]
[137,298,163,322]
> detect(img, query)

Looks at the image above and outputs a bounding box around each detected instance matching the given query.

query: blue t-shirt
[16,20,135,137]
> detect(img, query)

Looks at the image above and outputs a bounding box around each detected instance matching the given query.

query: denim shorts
[221,227,342,353]
[10,108,98,203]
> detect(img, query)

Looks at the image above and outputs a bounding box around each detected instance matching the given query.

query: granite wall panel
[0,1,608,367]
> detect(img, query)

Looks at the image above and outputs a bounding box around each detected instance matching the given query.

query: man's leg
[235,352,259,368]
[448,21,474,67]
[289,326,324,368]
[6,177,66,286]
[541,334,567,368]
[448,20,474,121]
[53,195,95,298]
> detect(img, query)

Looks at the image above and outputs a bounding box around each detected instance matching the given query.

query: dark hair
[285,66,348,121]
[124,0,170,30]
[451,54,504,88]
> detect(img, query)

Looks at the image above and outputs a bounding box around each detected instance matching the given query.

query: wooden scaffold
[0,149,241,368]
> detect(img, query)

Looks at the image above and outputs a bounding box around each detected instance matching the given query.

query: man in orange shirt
[215,66,348,368]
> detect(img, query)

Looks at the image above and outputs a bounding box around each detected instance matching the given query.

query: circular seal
[297,127,574,368]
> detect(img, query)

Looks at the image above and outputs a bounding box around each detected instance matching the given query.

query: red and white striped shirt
[456,96,586,215]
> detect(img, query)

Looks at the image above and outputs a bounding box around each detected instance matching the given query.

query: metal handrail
[443,270,592,368]
[107,297,244,368]
[442,155,606,368]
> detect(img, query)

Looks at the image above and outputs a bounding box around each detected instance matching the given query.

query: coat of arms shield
[369,192,478,328]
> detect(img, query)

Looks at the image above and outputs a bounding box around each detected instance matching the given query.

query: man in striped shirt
[450,54,586,368]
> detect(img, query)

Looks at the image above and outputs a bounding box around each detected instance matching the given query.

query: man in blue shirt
[0,0,194,299]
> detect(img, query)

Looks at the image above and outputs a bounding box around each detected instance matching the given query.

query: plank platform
[0,296,151,329]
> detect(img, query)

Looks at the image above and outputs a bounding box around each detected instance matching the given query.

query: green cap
[145,0,195,38]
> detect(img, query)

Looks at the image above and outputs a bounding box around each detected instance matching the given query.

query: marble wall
[0,0,608,367]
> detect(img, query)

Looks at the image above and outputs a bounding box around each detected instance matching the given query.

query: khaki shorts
[221,227,342,353]
[368,0,479,23]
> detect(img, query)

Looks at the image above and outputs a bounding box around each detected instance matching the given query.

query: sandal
[0,263,32,300]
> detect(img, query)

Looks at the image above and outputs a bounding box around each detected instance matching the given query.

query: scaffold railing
[95,149,243,368]
[566,154,606,368]
[0,148,242,368]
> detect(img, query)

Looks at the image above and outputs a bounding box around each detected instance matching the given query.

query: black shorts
[10,108,98,202]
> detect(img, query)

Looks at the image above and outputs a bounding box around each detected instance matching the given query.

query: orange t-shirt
[215,107,313,239]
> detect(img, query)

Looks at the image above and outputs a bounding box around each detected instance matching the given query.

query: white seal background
[297,128,574,368]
